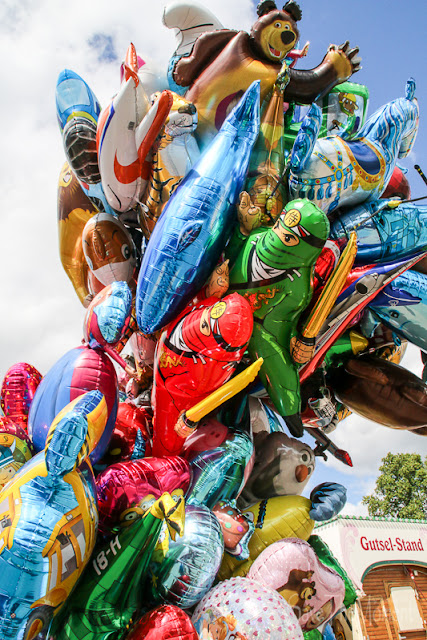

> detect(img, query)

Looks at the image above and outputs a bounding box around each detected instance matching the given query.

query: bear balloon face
[251,9,299,63]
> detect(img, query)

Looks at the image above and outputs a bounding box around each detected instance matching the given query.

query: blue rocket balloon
[0,391,104,640]
[331,200,427,264]
[136,81,260,334]
[368,269,427,352]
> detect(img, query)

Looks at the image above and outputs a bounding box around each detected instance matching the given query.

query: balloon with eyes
[238,431,315,509]
[289,79,419,215]
[168,0,361,138]
[227,196,330,437]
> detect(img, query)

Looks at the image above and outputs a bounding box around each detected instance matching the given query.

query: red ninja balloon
[151,293,253,456]
[95,456,191,535]
[126,605,198,640]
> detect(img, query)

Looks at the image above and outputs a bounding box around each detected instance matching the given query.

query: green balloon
[48,494,184,640]
[228,198,329,428]
[308,534,357,608]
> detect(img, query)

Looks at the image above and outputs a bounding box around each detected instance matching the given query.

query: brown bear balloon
[172,0,361,137]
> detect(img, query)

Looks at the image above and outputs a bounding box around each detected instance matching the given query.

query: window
[390,586,424,631]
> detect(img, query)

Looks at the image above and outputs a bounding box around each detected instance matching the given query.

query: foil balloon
[149,503,224,609]
[170,1,360,137]
[135,80,260,334]
[28,346,118,464]
[57,162,99,306]
[191,576,303,640]
[125,604,198,640]
[227,198,330,437]
[368,269,427,353]
[163,1,224,96]
[0,391,105,640]
[140,92,200,238]
[96,402,152,467]
[212,501,255,561]
[56,68,101,184]
[95,456,190,535]
[1,362,42,430]
[238,431,315,509]
[83,281,133,349]
[48,494,185,640]
[382,164,411,199]
[186,429,253,508]
[247,538,346,630]
[289,79,419,214]
[219,484,346,580]
[151,293,253,457]
[181,417,231,460]
[245,85,286,225]
[0,417,33,489]
[331,200,427,265]
[299,252,426,383]
[82,212,137,287]
[97,70,172,213]
[331,355,427,433]
[308,536,358,609]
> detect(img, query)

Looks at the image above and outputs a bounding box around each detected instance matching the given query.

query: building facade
[315,516,427,640]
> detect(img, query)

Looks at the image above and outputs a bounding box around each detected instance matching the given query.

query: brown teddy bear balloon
[171,0,361,137]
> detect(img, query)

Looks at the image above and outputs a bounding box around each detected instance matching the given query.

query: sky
[0,0,426,515]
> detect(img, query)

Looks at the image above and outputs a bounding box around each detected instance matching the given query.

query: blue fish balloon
[136,81,260,334]
[369,269,427,352]
[331,200,427,264]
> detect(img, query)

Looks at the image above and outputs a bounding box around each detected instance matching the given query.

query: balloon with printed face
[1,363,42,431]
[82,212,137,287]
[125,604,198,640]
[151,293,253,457]
[238,431,315,509]
[191,576,303,640]
[95,456,190,536]
[149,503,224,609]
[0,418,33,489]
[0,391,104,640]
[247,538,345,630]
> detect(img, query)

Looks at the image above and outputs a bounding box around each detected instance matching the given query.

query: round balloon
[150,503,224,609]
[247,538,346,630]
[125,605,198,640]
[82,212,137,287]
[191,576,303,640]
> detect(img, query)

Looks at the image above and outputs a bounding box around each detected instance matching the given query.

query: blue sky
[0,0,425,514]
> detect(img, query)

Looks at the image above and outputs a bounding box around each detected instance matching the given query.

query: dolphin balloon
[136,80,260,334]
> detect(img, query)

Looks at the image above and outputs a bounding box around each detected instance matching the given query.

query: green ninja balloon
[48,493,185,640]
[228,198,329,437]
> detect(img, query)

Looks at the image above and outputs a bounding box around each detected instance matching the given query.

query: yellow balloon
[218,495,315,580]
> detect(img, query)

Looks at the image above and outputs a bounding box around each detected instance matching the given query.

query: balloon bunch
[0,0,426,638]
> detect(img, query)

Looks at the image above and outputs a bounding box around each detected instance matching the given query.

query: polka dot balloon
[191,576,303,640]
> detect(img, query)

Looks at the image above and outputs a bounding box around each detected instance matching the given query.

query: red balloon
[382,165,411,200]
[180,417,230,461]
[151,294,253,457]
[95,456,191,535]
[1,363,42,431]
[97,402,152,466]
[126,605,198,640]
